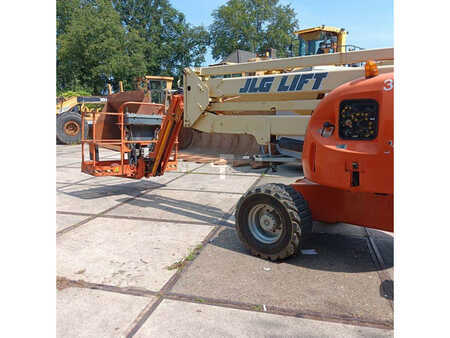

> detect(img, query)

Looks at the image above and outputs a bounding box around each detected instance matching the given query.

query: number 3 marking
[384,79,393,91]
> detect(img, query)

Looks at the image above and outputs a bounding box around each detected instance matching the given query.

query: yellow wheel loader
[56,96,107,145]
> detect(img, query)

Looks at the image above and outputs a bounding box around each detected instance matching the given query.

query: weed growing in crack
[166,244,204,271]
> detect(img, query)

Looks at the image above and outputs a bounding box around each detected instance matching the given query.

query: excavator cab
[295,26,350,56]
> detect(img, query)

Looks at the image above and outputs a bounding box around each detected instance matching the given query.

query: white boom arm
[183,48,393,145]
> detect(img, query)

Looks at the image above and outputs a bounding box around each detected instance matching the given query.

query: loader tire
[56,112,88,145]
[235,183,312,261]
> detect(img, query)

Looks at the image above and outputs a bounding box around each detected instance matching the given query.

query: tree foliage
[57,0,147,94]
[57,0,80,37]
[57,0,301,95]
[113,0,209,80]
[209,0,299,60]
[57,0,209,95]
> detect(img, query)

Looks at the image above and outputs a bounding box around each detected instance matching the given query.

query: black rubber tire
[56,112,88,145]
[235,183,313,261]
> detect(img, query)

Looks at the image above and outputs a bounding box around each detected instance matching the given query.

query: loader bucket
[181,130,260,155]
[177,111,275,163]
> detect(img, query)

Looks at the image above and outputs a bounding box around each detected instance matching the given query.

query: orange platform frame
[81,96,184,179]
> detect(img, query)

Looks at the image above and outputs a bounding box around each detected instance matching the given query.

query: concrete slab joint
[55,145,393,336]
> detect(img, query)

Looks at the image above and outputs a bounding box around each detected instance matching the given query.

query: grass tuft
[166,244,204,271]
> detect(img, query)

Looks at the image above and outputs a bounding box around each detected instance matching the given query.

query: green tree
[57,0,80,37]
[210,0,299,61]
[113,0,209,82]
[57,0,147,94]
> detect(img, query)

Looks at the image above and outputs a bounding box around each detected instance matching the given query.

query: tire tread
[236,183,313,261]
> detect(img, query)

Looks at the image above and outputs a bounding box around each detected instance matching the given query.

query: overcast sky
[170,0,394,65]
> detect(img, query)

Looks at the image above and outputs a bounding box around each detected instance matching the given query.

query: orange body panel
[292,178,393,232]
[298,72,394,232]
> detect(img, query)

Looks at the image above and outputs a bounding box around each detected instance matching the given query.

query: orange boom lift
[81,49,394,261]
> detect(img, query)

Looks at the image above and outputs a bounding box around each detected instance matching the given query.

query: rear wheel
[235,183,312,260]
[56,112,88,145]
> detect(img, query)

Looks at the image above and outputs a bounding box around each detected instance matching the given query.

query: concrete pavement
[56,145,393,337]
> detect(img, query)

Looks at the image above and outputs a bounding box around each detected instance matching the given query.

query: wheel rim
[248,203,283,244]
[63,121,80,136]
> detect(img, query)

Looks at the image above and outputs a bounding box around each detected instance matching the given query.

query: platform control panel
[338,99,378,140]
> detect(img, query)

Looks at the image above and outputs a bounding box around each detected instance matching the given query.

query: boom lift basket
[81,96,184,179]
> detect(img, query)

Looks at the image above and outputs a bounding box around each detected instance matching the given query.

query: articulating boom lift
[81,48,394,260]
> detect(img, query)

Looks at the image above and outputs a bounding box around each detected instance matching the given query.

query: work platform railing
[81,100,180,179]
